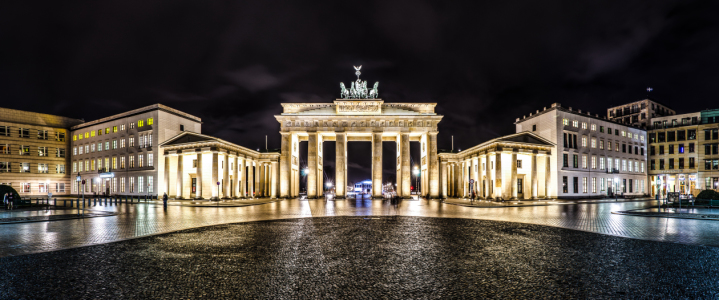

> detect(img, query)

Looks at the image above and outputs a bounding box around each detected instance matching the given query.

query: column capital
[428,131,439,136]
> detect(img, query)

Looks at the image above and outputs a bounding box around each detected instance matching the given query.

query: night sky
[2,1,719,186]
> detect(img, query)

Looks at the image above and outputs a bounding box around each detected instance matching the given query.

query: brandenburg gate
[275,67,443,199]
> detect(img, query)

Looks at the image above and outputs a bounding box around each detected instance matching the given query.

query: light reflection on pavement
[2,196,719,257]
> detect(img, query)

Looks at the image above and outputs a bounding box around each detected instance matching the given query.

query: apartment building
[647,112,700,197]
[699,109,719,191]
[0,108,83,196]
[516,103,648,199]
[70,104,201,196]
[607,98,675,128]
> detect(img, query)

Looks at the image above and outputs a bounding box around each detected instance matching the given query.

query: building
[353,179,372,194]
[647,112,701,197]
[159,131,279,199]
[515,103,648,199]
[0,108,83,196]
[607,98,675,128]
[699,109,719,191]
[438,132,554,199]
[70,104,202,196]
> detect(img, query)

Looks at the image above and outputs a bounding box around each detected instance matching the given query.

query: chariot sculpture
[339,65,379,99]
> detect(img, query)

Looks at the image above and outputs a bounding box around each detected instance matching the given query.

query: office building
[647,112,700,197]
[607,99,675,128]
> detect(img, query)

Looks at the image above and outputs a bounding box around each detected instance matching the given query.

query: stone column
[266,163,271,197]
[396,135,402,196]
[510,151,518,200]
[307,132,318,198]
[177,154,183,199]
[212,152,219,199]
[223,153,230,198]
[428,132,439,198]
[249,159,256,197]
[279,132,291,198]
[257,162,265,197]
[545,154,551,199]
[495,152,502,199]
[233,155,239,198]
[271,161,278,198]
[400,133,411,198]
[335,132,347,198]
[468,157,475,197]
[448,163,454,197]
[164,155,170,196]
[440,160,448,198]
[372,132,383,198]
[531,152,538,199]
[254,160,260,198]
[478,155,486,199]
[239,156,246,198]
[196,152,202,199]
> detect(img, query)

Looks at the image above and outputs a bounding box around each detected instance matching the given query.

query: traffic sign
[217,181,220,185]
[469,179,474,184]
[82,180,86,185]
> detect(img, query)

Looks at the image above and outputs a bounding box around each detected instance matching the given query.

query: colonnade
[164,148,278,199]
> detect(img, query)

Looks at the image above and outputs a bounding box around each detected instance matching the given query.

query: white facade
[70,104,202,196]
[516,103,648,199]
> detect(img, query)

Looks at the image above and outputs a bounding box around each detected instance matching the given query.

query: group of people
[3,193,13,210]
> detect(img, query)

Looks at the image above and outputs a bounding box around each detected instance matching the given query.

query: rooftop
[71,104,202,130]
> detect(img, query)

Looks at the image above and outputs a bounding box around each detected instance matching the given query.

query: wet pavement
[3,197,719,257]
[2,216,718,299]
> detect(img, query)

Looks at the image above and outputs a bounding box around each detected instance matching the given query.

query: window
[121,124,126,131]
[121,157,126,168]
[563,176,568,193]
[79,161,84,172]
[148,118,154,125]
[148,153,154,167]
[621,159,626,171]
[689,158,695,169]
[21,183,30,193]
[659,145,664,155]
[113,126,118,133]
[91,144,95,152]
[20,145,30,155]
[660,159,665,170]
[129,156,135,168]
[669,145,674,154]
[591,124,596,131]
[85,160,89,171]
[105,141,110,150]
[591,156,596,169]
[608,141,612,151]
[56,148,65,158]
[563,133,568,148]
[129,137,134,147]
[640,135,644,142]
[688,130,697,140]
[600,126,604,133]
[678,130,686,141]
[37,130,49,140]
[113,178,117,193]
[607,158,613,171]
[0,162,11,173]
[678,144,684,154]
[615,142,619,152]
[600,157,605,170]
[667,131,676,142]
[138,176,144,193]
[104,158,109,170]
[138,120,144,127]
[56,164,65,174]
[91,160,95,171]
[582,122,587,129]
[582,136,587,147]
[679,158,685,169]
[112,157,117,169]
[112,140,117,149]
[130,177,135,193]
[592,178,597,193]
[21,162,30,173]
[573,177,578,193]
[532,124,536,131]
[85,145,89,153]
[591,138,596,148]
[55,183,65,193]
[19,128,30,138]
[121,177,126,193]
[573,120,578,127]
[622,144,626,153]
[91,130,96,137]
[130,122,135,129]
[582,155,587,168]
[193,159,198,168]
[689,143,695,153]
[669,158,674,170]
[0,126,9,136]
[72,162,77,173]
[148,176,154,193]
[651,159,655,170]
[148,134,152,147]
[599,140,604,150]
[621,130,626,137]
[121,139,126,148]
[641,162,645,173]
[38,146,47,157]
[658,132,665,142]
[573,155,578,168]
[563,154,568,167]
[583,177,588,193]
[138,154,144,167]
[180,125,185,131]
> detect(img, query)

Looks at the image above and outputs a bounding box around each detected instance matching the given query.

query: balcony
[606,168,619,174]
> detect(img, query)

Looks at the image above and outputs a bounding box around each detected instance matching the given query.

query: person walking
[3,193,7,210]
[7,193,13,210]
[162,192,168,209]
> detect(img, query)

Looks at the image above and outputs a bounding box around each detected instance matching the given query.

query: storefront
[652,173,697,197]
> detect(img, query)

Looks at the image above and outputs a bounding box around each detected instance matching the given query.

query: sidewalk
[0,207,117,224]
[437,197,655,208]
[151,197,284,207]
[614,207,719,220]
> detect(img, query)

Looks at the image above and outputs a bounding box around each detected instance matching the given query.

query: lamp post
[302,167,309,194]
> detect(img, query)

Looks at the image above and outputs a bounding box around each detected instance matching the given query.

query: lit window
[581,122,587,129]
[106,128,110,134]
[600,157,605,170]
[84,132,89,138]
[139,154,143,167]
[148,176,153,193]
[591,138,596,148]
[591,124,596,131]
[621,131,626,137]
[121,124,125,131]
[112,157,117,169]
[78,134,83,140]
[582,136,587,147]
[573,120,578,127]
[148,118,154,125]
[113,140,117,149]
[591,156,596,169]
[73,135,77,141]
[138,120,144,127]
[640,135,645,142]
[91,131,95,137]
[148,153,153,167]
[113,126,118,133]
[563,119,568,125]
[582,155,587,168]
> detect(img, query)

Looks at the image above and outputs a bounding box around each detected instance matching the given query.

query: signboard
[99,173,115,178]
[689,175,697,181]
[81,180,86,185]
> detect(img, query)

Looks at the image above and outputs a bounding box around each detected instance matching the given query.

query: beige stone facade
[647,112,701,197]
[160,132,279,199]
[607,98,675,128]
[0,108,83,196]
[275,100,443,199]
[439,132,554,200]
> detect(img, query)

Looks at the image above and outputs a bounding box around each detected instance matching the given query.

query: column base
[334,196,346,199]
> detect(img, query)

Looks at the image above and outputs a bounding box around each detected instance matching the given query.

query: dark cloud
[1,0,718,184]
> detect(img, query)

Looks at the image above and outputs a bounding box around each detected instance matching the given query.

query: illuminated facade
[607,98,676,128]
[647,112,701,197]
[70,104,202,196]
[516,103,648,199]
[0,108,83,196]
